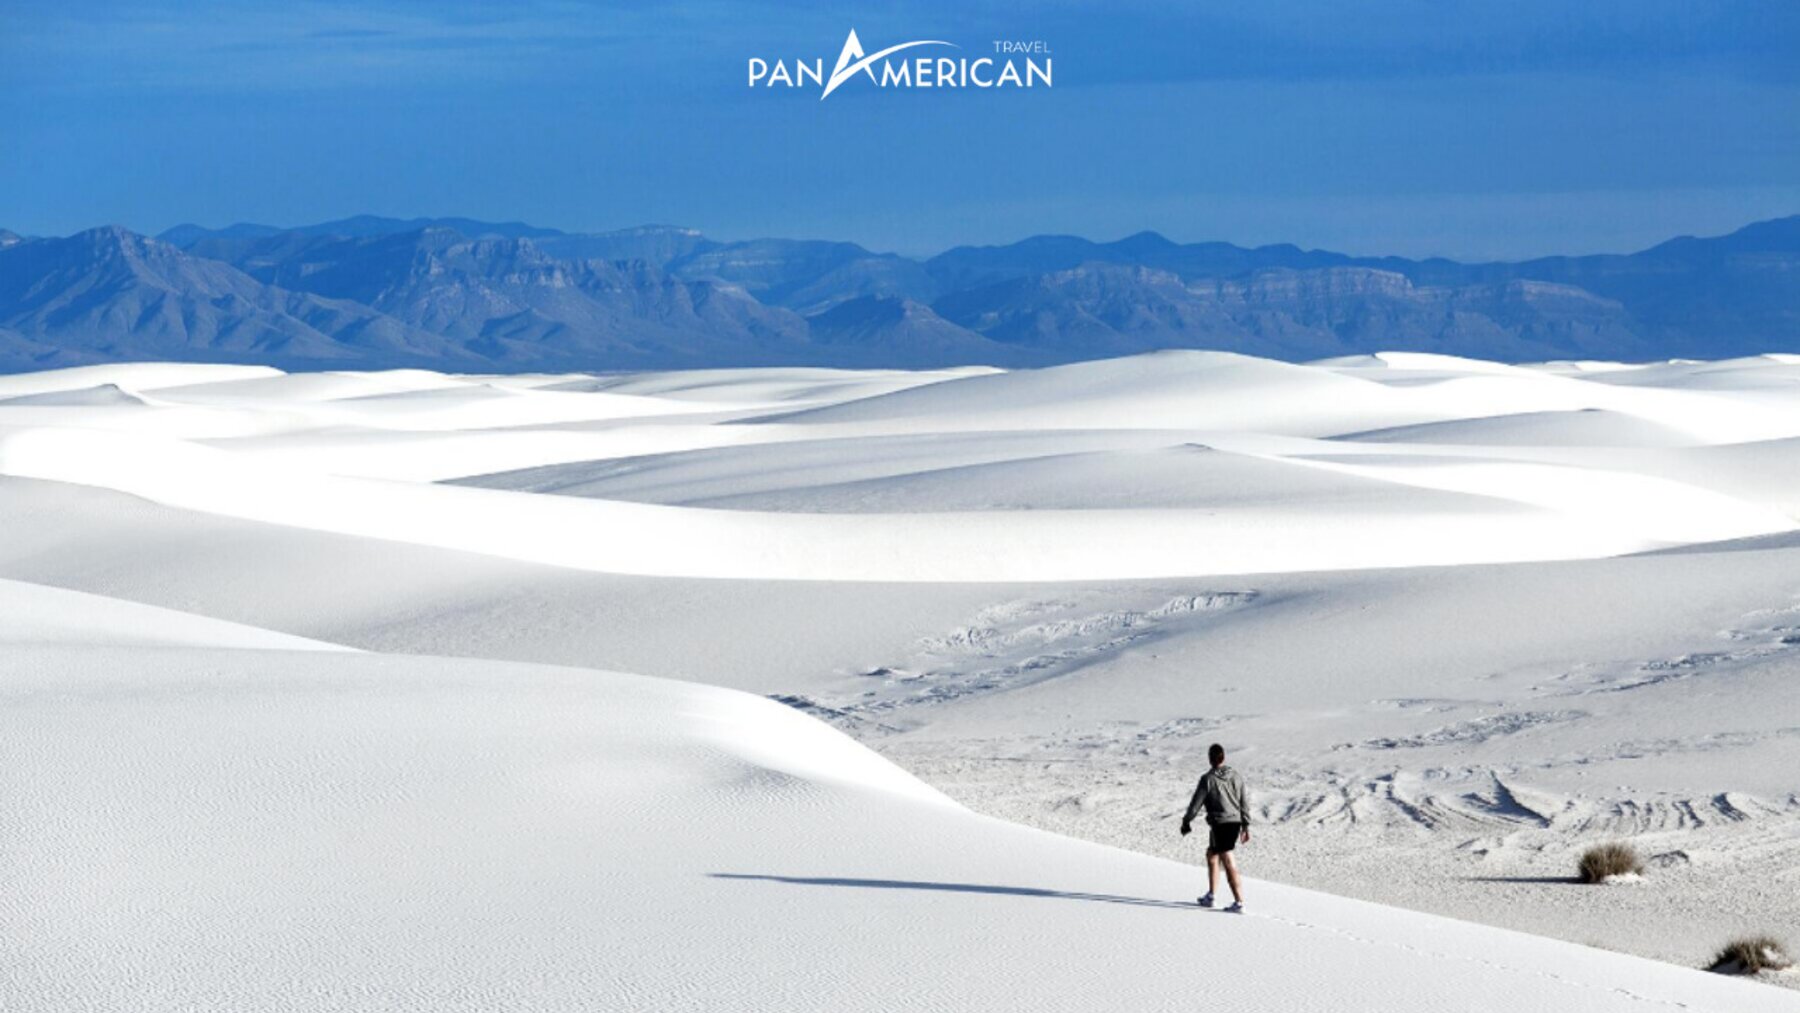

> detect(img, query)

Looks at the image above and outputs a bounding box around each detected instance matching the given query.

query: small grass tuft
[1577,842,1643,883]
[1709,936,1792,976]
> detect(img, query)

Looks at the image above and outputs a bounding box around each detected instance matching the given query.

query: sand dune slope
[2,588,1789,1012]
[4,352,1799,1004]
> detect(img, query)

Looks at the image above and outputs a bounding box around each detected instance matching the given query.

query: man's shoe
[1224,901,1244,913]
[1197,893,1214,908]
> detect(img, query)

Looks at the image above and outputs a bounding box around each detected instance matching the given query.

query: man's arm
[1237,774,1252,841]
[1180,775,1208,832]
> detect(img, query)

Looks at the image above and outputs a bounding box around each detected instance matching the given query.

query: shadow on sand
[711,873,1198,910]
[1464,875,1581,885]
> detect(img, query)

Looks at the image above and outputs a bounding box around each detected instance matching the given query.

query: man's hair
[1208,743,1225,765]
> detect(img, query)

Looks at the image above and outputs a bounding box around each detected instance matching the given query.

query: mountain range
[0,214,1794,372]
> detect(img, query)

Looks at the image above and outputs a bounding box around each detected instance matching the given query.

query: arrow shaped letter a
[821,28,955,100]
[830,28,866,82]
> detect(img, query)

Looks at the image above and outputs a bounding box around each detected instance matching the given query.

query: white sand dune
[7,347,1798,579]
[1578,355,1800,392]
[1312,351,1540,375]
[0,576,345,650]
[563,363,996,403]
[773,350,1452,435]
[0,361,281,397]
[459,435,1527,512]
[0,382,153,408]
[0,424,1754,580]
[2,588,1789,1012]
[158,378,731,432]
[1340,408,1702,447]
[4,351,1799,1007]
[187,423,777,483]
[1315,356,1800,445]
[148,368,476,402]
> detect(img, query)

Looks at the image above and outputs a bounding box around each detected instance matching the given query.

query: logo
[748,29,1052,99]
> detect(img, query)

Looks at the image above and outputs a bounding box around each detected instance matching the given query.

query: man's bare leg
[1221,853,1244,904]
[1205,851,1221,899]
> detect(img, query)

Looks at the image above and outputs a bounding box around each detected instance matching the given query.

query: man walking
[1180,743,1251,912]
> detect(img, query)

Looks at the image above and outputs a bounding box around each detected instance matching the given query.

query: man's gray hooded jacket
[1185,765,1252,826]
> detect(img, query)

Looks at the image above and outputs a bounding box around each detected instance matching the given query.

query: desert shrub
[1577,842,1643,883]
[1708,936,1792,975]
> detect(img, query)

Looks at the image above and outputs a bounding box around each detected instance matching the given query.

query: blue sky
[2,0,1796,259]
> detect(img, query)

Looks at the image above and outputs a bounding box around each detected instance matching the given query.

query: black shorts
[1207,822,1243,855]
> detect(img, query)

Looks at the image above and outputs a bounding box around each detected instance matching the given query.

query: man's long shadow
[711,873,1197,910]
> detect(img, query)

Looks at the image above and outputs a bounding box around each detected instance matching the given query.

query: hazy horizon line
[14,207,1797,266]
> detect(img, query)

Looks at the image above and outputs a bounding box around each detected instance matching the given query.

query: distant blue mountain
[533,225,712,266]
[1,214,1793,372]
[160,216,564,247]
[0,226,468,370]
[925,231,1355,292]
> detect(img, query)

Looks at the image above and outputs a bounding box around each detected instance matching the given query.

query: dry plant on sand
[1577,842,1644,883]
[1708,937,1792,976]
